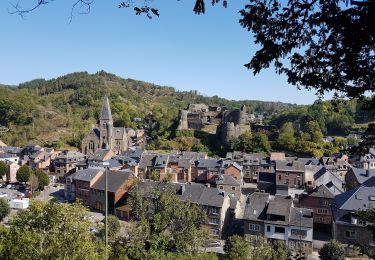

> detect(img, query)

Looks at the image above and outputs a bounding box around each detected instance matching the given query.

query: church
[81,95,129,155]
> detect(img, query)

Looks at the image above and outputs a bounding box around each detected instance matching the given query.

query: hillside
[0,71,297,148]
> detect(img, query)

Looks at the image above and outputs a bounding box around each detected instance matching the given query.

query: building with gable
[81,95,129,155]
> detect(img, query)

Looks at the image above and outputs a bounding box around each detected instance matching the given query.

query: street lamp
[102,161,110,260]
[299,209,304,260]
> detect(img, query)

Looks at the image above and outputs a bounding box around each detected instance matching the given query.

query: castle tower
[99,95,114,149]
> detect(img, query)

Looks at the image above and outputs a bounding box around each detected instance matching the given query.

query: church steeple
[100,94,112,121]
[99,95,113,150]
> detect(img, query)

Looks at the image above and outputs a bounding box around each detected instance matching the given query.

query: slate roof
[139,154,155,169]
[178,158,192,169]
[198,186,226,207]
[56,151,85,160]
[243,192,269,221]
[215,174,241,186]
[221,161,242,171]
[154,154,169,167]
[88,149,112,161]
[182,151,207,161]
[350,167,375,184]
[100,95,112,120]
[73,168,104,182]
[289,207,313,228]
[266,195,292,219]
[0,152,18,159]
[92,170,134,193]
[196,159,221,169]
[93,128,100,138]
[334,185,375,211]
[309,184,335,199]
[276,160,305,172]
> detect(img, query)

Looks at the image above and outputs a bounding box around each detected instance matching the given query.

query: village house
[355,148,375,170]
[297,185,335,232]
[177,183,231,240]
[321,155,349,180]
[276,160,305,189]
[332,184,375,246]
[241,193,314,254]
[28,148,57,171]
[264,195,313,254]
[53,151,86,178]
[73,168,104,206]
[90,170,135,217]
[243,192,270,237]
[0,152,19,164]
[345,167,375,190]
[214,174,242,199]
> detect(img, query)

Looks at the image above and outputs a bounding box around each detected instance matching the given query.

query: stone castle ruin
[177,104,251,144]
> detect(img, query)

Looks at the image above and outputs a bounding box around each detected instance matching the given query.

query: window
[321,200,329,206]
[297,173,301,177]
[209,218,219,225]
[275,227,285,234]
[211,229,220,237]
[291,229,307,237]
[249,224,260,231]
[267,225,271,232]
[219,186,223,190]
[345,230,356,238]
[232,186,236,191]
[278,175,281,180]
[317,208,328,214]
[209,207,219,215]
[285,173,289,177]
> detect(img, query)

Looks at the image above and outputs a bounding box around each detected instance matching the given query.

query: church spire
[100,94,112,121]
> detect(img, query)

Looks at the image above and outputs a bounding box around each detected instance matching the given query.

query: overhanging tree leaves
[0,161,7,179]
[239,0,374,100]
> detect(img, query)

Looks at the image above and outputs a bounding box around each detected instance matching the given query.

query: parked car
[11,185,16,189]
[207,241,221,248]
[6,184,12,189]
[0,184,4,188]
[0,193,8,198]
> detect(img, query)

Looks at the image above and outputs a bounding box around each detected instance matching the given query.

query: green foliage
[16,165,31,184]
[319,240,345,260]
[100,215,121,239]
[175,129,195,138]
[150,170,160,182]
[34,169,50,190]
[126,183,209,257]
[224,235,288,260]
[224,235,251,260]
[0,201,105,259]
[0,198,11,222]
[230,131,271,154]
[0,161,7,178]
[277,122,296,150]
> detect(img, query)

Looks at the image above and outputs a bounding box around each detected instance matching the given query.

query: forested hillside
[0,71,296,148]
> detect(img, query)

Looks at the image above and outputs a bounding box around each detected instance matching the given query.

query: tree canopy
[16,165,31,184]
[0,161,7,178]
[0,201,105,260]
[0,198,11,222]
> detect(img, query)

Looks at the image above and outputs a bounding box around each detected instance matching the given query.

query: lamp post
[102,161,110,260]
[299,209,303,260]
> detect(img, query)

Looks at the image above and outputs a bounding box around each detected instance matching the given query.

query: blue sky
[0,0,321,104]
